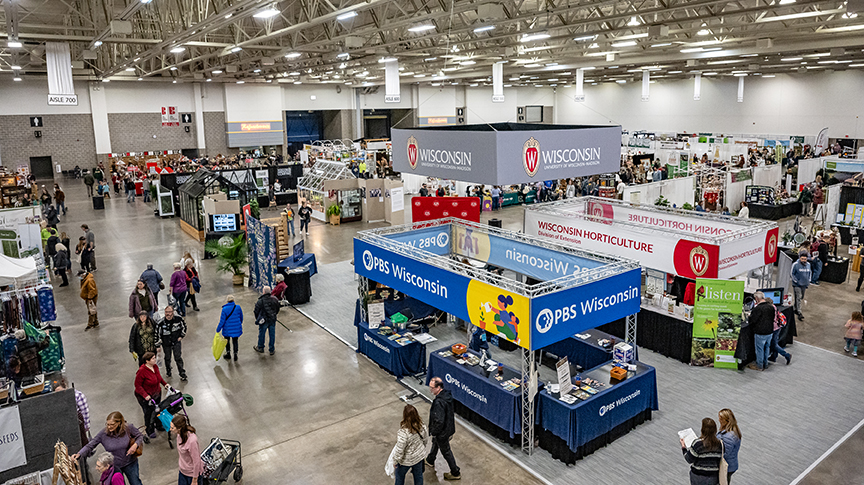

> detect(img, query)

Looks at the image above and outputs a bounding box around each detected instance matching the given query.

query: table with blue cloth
[536,361,659,464]
[541,329,615,371]
[278,253,317,277]
[355,320,427,378]
[426,347,525,445]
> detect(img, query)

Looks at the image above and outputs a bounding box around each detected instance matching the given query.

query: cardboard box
[613,342,634,363]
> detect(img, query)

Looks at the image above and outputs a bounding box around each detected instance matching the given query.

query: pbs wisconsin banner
[691,279,744,369]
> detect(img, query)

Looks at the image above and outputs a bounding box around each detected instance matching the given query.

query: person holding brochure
[680,417,723,485]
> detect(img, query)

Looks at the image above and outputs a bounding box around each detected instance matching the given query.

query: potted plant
[655,195,671,207]
[681,202,694,211]
[326,203,342,225]
[204,234,248,285]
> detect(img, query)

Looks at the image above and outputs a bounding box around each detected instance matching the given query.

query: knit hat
[798,249,809,257]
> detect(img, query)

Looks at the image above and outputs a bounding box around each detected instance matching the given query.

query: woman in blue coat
[216,295,243,361]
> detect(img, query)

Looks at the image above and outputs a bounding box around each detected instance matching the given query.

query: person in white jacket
[390,404,428,485]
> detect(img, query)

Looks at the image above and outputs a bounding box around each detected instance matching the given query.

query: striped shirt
[75,389,91,431]
[683,439,722,476]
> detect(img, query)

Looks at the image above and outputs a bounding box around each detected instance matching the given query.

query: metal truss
[357,275,368,323]
[626,312,637,347]
[520,346,536,455]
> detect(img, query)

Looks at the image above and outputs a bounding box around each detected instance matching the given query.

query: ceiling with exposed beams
[2,0,864,87]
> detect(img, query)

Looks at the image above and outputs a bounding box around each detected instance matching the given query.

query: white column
[642,70,650,102]
[193,83,206,151]
[88,82,111,156]
[693,72,702,101]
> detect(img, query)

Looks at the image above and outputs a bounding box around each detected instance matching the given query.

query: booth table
[820,257,849,284]
[748,201,802,220]
[541,329,615,371]
[536,361,658,464]
[427,347,525,442]
[355,320,426,377]
[831,224,859,246]
[278,253,317,277]
[599,305,796,364]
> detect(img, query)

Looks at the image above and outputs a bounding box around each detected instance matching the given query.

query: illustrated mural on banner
[0,406,26,473]
[245,215,275,291]
[161,106,179,127]
[691,279,744,368]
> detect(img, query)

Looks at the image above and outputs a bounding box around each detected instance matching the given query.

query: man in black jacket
[747,292,776,371]
[253,286,281,355]
[425,376,461,480]
[157,306,187,380]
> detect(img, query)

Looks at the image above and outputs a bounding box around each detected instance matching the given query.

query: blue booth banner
[383,226,451,256]
[247,215,275,291]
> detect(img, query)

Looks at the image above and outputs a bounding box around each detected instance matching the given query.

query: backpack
[774,306,787,331]
[810,240,821,255]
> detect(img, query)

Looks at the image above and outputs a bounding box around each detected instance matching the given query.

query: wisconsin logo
[523,137,540,177]
[407,135,419,169]
[767,234,777,259]
[689,246,710,277]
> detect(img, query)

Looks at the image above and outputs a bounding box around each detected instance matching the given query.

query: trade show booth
[353,218,657,459]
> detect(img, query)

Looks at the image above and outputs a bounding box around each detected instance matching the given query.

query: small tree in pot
[326,203,342,225]
[204,233,248,285]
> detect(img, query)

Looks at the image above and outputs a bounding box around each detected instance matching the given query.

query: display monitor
[211,213,238,232]
[757,288,784,305]
[293,240,305,262]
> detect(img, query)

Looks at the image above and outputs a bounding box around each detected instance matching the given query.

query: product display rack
[0,175,28,208]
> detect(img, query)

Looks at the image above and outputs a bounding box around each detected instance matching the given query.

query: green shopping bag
[212,333,228,361]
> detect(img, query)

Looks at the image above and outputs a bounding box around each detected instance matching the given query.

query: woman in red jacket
[134,352,171,439]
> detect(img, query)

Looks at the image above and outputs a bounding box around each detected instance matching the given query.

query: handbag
[191,277,201,293]
[86,299,97,315]
[158,281,165,290]
[129,431,143,457]
[719,440,729,485]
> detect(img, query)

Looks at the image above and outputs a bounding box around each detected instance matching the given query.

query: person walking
[791,250,812,320]
[77,236,94,272]
[767,305,792,365]
[810,235,828,286]
[129,312,159,366]
[125,177,136,203]
[391,404,428,485]
[71,412,145,485]
[84,172,95,197]
[53,184,67,215]
[134,352,171,439]
[253,286,280,356]
[680,417,723,485]
[81,224,96,271]
[425,376,460,480]
[157,305,187,381]
[140,263,164,305]
[79,270,99,330]
[298,201,312,236]
[283,205,296,237]
[170,415,203,485]
[844,311,864,356]
[129,280,157,319]
[717,409,741,484]
[747,292,775,371]
[169,262,188,317]
[44,204,60,230]
[183,260,200,312]
[217,295,243,361]
[54,243,69,287]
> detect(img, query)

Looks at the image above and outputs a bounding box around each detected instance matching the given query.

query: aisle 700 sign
[47,94,78,106]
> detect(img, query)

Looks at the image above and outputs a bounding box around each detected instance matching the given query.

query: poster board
[0,406,26,473]
[691,279,744,369]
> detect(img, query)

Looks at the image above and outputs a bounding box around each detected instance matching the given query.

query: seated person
[272,273,287,301]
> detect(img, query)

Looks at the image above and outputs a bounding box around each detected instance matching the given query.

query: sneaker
[148,431,157,439]
[785,354,792,365]
[424,459,434,468]
[854,352,858,357]
[845,347,850,352]
[797,313,805,320]
[180,375,188,382]
[812,282,820,286]
[142,435,150,444]
[269,350,275,356]
[166,371,172,378]
[224,353,231,360]
[444,473,461,481]
[253,346,264,353]
[746,363,759,370]
[193,307,199,312]
[233,355,238,362]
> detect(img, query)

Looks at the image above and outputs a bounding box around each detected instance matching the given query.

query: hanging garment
[39,325,64,373]
[37,288,56,322]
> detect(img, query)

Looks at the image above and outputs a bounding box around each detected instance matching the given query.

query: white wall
[417,86,458,117]
[200,83,224,112]
[464,87,518,124]
[281,84,354,111]
[224,83,281,122]
[0,80,92,115]
[359,84,415,109]
[104,82,196,113]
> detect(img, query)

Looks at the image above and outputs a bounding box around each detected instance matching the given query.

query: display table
[284,268,311,304]
[599,305,796,364]
[355,320,426,378]
[501,192,521,206]
[748,201,802,220]
[820,257,849,284]
[536,361,658,464]
[541,329,614,371]
[426,347,524,442]
[831,224,860,246]
[278,253,317,277]
[274,191,298,206]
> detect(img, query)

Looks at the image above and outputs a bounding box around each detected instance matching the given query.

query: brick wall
[108,112,198,154]
[0,114,97,171]
[203,111,238,158]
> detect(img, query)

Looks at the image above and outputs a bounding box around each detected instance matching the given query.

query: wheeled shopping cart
[147,388,190,449]
[201,438,243,484]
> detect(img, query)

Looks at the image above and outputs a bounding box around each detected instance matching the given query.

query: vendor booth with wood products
[353,218,657,460]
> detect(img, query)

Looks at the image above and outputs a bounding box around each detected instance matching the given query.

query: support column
[193,83,206,153]
[521,347,536,455]
[88,82,111,161]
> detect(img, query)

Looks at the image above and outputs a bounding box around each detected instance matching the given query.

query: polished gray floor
[52,181,543,485]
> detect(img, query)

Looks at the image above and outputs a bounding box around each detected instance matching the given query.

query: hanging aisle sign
[45,42,78,106]
[384,60,400,103]
[574,69,585,102]
[691,279,744,369]
[0,406,26,472]
[492,63,504,103]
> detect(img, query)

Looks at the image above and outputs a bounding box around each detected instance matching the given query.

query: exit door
[29,156,54,180]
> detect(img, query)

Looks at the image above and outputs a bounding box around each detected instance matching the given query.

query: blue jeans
[178,472,202,485]
[287,219,295,235]
[257,322,276,352]
[395,461,424,485]
[299,218,309,233]
[121,460,143,485]
[754,333,772,369]
[769,328,790,362]
[810,259,823,283]
[55,201,66,214]
[172,291,187,316]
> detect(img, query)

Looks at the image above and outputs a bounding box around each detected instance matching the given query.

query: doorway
[29,156,54,180]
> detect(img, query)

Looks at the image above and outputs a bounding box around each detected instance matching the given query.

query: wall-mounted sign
[47,94,78,106]
[162,106,179,127]
[418,117,456,127]
[240,123,272,132]
[29,117,43,127]
[181,113,193,123]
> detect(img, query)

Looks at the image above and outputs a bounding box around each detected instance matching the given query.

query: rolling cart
[201,438,243,483]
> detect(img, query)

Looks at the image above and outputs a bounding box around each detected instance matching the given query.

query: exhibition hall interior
[1,0,864,483]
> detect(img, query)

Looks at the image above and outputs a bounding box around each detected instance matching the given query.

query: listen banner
[0,406,26,472]
[691,279,744,369]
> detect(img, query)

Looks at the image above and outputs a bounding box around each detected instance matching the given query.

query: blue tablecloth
[355,320,426,378]
[542,329,615,371]
[426,347,522,438]
[278,253,317,277]
[353,298,438,326]
[537,361,658,454]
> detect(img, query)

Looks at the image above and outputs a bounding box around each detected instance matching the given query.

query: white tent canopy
[0,255,38,286]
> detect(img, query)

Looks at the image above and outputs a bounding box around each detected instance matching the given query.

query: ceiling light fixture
[285,53,302,59]
[169,67,177,70]
[140,0,152,4]
[336,52,350,59]
[224,13,233,19]
[473,25,495,33]
[627,17,640,26]
[11,65,21,70]
[616,79,627,83]
[697,29,710,36]
[680,47,704,53]
[781,57,803,61]
[460,60,477,65]
[13,77,21,81]
[574,35,596,41]
[102,78,110,82]
[93,41,103,47]
[521,33,551,42]
[336,11,358,21]
[703,72,717,75]
[779,0,795,3]
[611,40,637,47]
[138,77,143,81]
[849,63,864,67]
[378,57,397,63]
[172,80,177,83]
[253,7,279,18]
[408,24,435,32]
[7,41,22,48]
[212,70,223,74]
[125,67,136,71]
[230,46,242,53]
[756,9,842,22]
[740,53,758,57]
[651,43,672,47]
[668,70,682,73]
[253,69,261,73]
[170,46,185,53]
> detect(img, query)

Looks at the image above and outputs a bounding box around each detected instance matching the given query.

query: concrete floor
[53,181,542,485]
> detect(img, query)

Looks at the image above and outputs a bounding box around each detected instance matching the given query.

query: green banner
[691,279,744,369]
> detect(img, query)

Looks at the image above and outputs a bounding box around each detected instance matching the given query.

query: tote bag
[719,441,729,485]
[212,333,228,361]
